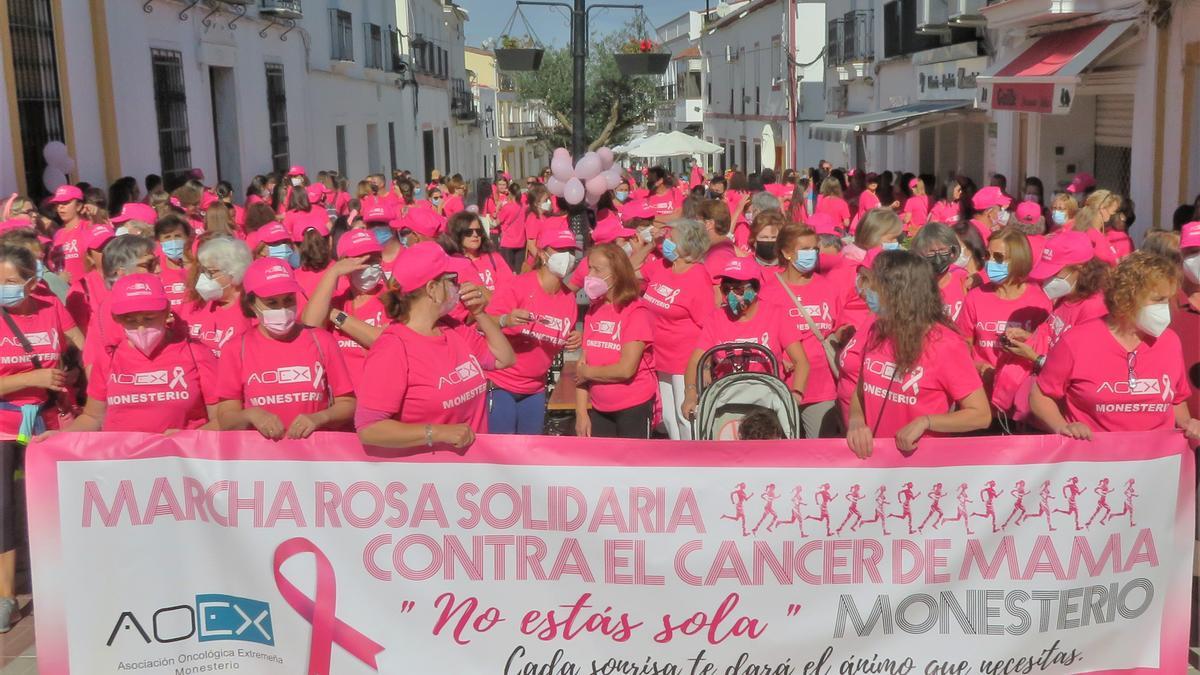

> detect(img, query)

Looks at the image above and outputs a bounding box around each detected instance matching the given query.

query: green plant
[499,35,535,49]
[617,38,657,54]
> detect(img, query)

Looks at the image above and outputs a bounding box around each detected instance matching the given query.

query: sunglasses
[462,228,485,237]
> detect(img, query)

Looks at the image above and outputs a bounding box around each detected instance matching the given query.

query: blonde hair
[1071,206,1103,233]
[1051,193,1078,219]
[854,208,903,249]
[819,177,843,199]
[989,227,1033,282]
[1104,251,1180,326]
[1085,189,1122,214]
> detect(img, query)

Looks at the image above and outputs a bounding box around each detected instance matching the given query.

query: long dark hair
[866,250,954,372]
[439,211,494,255]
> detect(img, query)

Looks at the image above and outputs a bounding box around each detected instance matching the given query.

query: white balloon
[546,175,565,197]
[551,154,575,182]
[552,147,571,162]
[55,156,75,174]
[563,177,585,205]
[574,153,601,181]
[42,166,67,192]
[585,174,608,202]
[42,141,68,167]
[603,167,623,190]
[597,147,615,170]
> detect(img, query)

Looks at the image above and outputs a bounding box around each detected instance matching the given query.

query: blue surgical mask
[882,241,901,251]
[1051,210,1067,226]
[793,249,818,272]
[160,239,186,261]
[615,191,629,203]
[267,243,297,268]
[398,235,410,248]
[431,197,442,206]
[373,226,394,246]
[726,288,757,315]
[413,186,424,199]
[661,238,680,262]
[862,288,881,315]
[986,260,1010,284]
[0,284,26,308]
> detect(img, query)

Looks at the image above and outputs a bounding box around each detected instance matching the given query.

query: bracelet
[498,314,508,329]
[1034,354,1047,372]
[425,424,433,447]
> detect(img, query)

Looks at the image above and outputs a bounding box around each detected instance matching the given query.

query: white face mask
[438,281,460,317]
[996,209,1011,226]
[351,264,384,292]
[290,177,303,187]
[1042,276,1074,301]
[638,227,653,243]
[620,242,634,257]
[259,307,297,336]
[114,226,130,237]
[953,250,971,269]
[1135,302,1171,338]
[540,199,553,212]
[546,251,574,279]
[1183,253,1200,284]
[195,273,225,302]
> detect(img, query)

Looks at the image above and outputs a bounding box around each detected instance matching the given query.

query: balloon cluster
[42,141,76,192]
[546,147,622,207]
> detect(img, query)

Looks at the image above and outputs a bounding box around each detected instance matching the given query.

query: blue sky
[459,0,705,48]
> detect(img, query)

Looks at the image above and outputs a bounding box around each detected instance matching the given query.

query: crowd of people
[0,160,1197,631]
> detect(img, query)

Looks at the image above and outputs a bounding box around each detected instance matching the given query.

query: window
[365,23,383,69]
[7,0,66,198]
[686,71,702,99]
[151,49,191,182]
[755,86,760,115]
[706,81,712,104]
[729,88,734,115]
[884,0,943,58]
[330,9,353,61]
[771,38,782,86]
[335,125,347,177]
[740,87,746,115]
[391,29,403,72]
[754,143,762,173]
[388,121,397,174]
[265,64,289,172]
[367,123,381,173]
[443,127,451,174]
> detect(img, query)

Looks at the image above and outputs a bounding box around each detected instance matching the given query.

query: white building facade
[699,0,826,176]
[653,11,705,175]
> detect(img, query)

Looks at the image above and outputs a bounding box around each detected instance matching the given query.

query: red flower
[639,39,654,52]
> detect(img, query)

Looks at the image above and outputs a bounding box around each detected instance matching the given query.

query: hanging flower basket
[495,10,544,72]
[614,38,670,76]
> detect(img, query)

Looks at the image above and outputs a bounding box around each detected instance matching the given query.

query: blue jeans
[487,388,547,435]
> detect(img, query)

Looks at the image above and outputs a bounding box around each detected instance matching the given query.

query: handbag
[774,273,839,378]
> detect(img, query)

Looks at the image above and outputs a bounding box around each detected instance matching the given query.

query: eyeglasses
[462,228,485,237]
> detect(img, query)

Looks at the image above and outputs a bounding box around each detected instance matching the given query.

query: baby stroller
[691,343,802,440]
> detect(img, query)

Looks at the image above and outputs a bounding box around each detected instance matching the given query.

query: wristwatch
[425,424,434,447]
[1034,354,1047,372]
[332,311,349,328]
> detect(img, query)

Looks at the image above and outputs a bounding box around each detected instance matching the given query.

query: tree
[513,25,660,153]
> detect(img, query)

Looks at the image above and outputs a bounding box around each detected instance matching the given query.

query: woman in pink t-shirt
[63,274,219,433]
[442,211,514,297]
[929,178,965,226]
[486,228,582,435]
[1072,204,1119,266]
[48,185,89,284]
[184,236,254,358]
[815,178,851,231]
[575,243,657,439]
[912,223,970,323]
[441,178,467,219]
[496,182,526,272]
[289,210,333,301]
[216,258,355,439]
[846,251,990,456]
[356,242,515,450]
[155,215,194,310]
[640,219,715,440]
[902,178,930,235]
[829,209,904,338]
[521,184,556,263]
[1032,252,1199,441]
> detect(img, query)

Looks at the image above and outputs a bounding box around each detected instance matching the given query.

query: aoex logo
[107,594,273,647]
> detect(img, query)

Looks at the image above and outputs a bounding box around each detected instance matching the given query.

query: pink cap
[402,208,443,238]
[1015,201,1042,226]
[1180,221,1200,249]
[392,241,450,293]
[0,219,32,235]
[971,186,1011,211]
[110,273,169,316]
[337,229,383,257]
[291,216,330,240]
[243,257,302,298]
[806,212,840,236]
[200,191,219,210]
[619,200,656,220]
[1066,172,1095,194]
[287,165,306,177]
[49,185,83,204]
[84,224,116,251]
[111,202,158,224]
[592,214,636,244]
[1029,230,1094,280]
[537,228,579,250]
[246,222,291,250]
[363,203,394,224]
[307,184,328,204]
[718,257,761,282]
[908,178,920,189]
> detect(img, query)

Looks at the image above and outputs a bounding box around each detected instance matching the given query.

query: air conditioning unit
[917,0,951,34]
[948,0,986,27]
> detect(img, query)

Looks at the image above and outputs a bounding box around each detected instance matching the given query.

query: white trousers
[657,373,692,440]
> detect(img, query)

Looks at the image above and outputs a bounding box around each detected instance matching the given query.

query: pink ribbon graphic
[273,537,384,675]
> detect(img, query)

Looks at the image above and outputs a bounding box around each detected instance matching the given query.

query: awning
[976,20,1135,114]
[808,100,973,143]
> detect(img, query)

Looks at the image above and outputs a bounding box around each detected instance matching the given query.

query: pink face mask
[125,325,166,356]
[583,275,610,301]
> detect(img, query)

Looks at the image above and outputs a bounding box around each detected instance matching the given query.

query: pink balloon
[551,155,575,182]
[553,147,571,162]
[585,174,608,201]
[603,167,623,190]
[546,176,565,197]
[564,177,586,205]
[574,153,601,181]
[597,147,615,170]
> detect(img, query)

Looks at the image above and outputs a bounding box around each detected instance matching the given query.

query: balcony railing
[826,10,873,67]
[260,0,302,18]
[450,78,477,121]
[502,121,539,137]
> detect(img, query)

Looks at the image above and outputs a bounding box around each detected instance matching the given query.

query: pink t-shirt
[88,332,218,432]
[828,262,871,332]
[442,194,465,218]
[641,260,716,375]
[330,288,390,387]
[187,300,253,358]
[464,252,515,293]
[815,196,851,225]
[1171,291,1200,418]
[217,327,354,428]
[52,223,88,282]
[486,271,577,394]
[1106,230,1133,259]
[294,265,334,302]
[693,303,800,378]
[158,259,190,309]
[1045,293,1107,349]
[646,191,680,216]
[356,322,496,432]
[702,240,744,284]
[1036,320,1191,432]
[929,201,960,225]
[903,196,929,232]
[940,268,969,323]
[760,271,842,403]
[970,218,993,244]
[957,284,1052,367]
[835,316,874,422]
[498,201,526,249]
[856,190,881,219]
[858,324,982,438]
[0,296,75,434]
[283,208,330,237]
[1086,228,1119,265]
[581,299,657,412]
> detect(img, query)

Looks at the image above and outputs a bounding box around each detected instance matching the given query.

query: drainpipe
[787,0,798,169]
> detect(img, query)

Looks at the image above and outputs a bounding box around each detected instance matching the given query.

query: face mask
[583,275,610,301]
[431,198,443,207]
[996,210,1011,226]
[373,226,394,246]
[195,273,225,302]
[351,264,384,292]
[541,199,553,212]
[125,325,165,355]
[161,240,186,261]
[986,260,1010,284]
[1051,210,1067,227]
[398,235,411,248]
[0,284,26,308]
[709,190,724,199]
[1024,193,1039,203]
[115,226,130,237]
[290,177,303,187]
[259,307,297,336]
[661,238,680,263]
[754,241,777,262]
[1135,302,1171,338]
[620,242,634,257]
[614,191,629,203]
[726,288,757,315]
[413,186,424,199]
[1042,276,1074,301]
[638,227,653,244]
[862,288,882,315]
[35,260,45,281]
[929,251,954,277]
[793,249,818,273]
[882,241,901,251]
[1183,253,1200,284]
[954,250,971,269]
[437,281,461,317]
[546,251,574,279]
[267,243,295,264]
